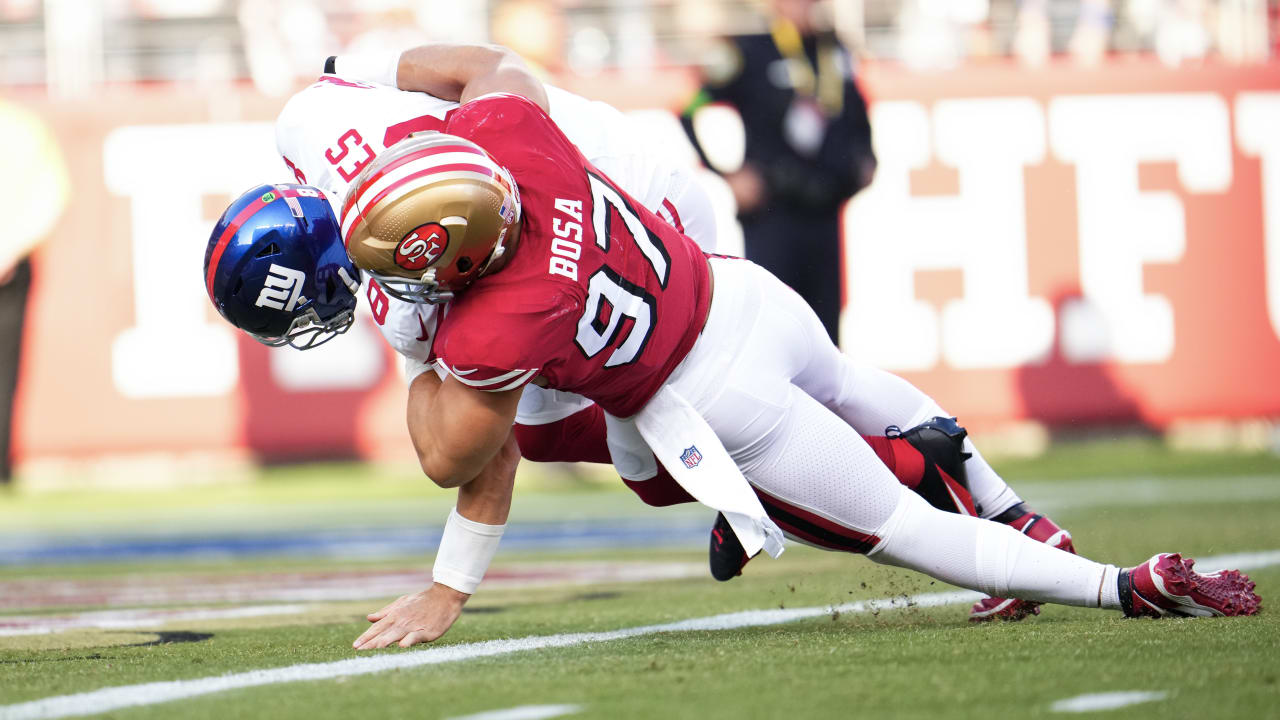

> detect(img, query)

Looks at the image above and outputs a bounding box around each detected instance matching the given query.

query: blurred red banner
[847,61,1280,427]
[9,60,1280,463]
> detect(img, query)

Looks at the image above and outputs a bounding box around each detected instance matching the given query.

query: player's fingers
[367,595,410,622]
[354,630,392,651]
[398,631,425,648]
[371,626,409,649]
[354,618,393,648]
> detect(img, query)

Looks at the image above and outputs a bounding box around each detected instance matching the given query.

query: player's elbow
[416,449,467,489]
[479,43,521,67]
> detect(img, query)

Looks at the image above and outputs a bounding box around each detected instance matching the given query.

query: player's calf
[970,503,1077,622]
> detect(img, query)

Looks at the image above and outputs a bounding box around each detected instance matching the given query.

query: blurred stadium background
[2,4,1280,716]
[0,1,1278,493]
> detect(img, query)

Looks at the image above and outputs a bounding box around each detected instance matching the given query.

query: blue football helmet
[204,183,360,350]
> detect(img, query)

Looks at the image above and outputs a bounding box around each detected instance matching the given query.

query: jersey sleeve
[439,361,540,392]
[365,274,440,361]
[434,283,582,394]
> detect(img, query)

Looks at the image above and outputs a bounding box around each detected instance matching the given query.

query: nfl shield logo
[680,446,703,469]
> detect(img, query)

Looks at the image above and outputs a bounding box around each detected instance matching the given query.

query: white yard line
[0,605,309,637]
[1192,549,1280,573]
[2,549,1276,720]
[446,705,582,720]
[0,590,978,720]
[1023,475,1280,512]
[1050,691,1169,713]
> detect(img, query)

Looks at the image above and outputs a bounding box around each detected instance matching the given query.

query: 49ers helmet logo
[396,223,449,271]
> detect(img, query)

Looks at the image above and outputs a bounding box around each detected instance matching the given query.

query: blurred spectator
[1069,0,1114,66]
[896,0,990,69]
[682,0,875,345]
[1013,0,1052,66]
[238,0,335,96]
[492,0,566,74]
[1125,0,1237,66]
[0,99,68,485]
[1152,0,1213,65]
[0,0,38,21]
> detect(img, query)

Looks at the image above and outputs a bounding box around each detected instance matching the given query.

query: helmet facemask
[249,303,356,349]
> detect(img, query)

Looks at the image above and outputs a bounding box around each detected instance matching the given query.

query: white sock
[962,442,1023,519]
[870,490,1113,608]
[1099,565,1122,610]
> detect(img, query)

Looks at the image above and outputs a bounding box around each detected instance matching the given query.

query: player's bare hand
[353,583,469,650]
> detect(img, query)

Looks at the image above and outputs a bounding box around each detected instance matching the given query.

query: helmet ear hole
[456,257,473,274]
[231,277,244,295]
[255,242,280,259]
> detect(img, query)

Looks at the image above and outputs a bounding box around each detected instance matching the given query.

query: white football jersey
[275,74,704,378]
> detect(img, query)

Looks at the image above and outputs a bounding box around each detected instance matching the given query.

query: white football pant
[662,258,1120,609]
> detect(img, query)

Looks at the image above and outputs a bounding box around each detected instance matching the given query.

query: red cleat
[969,596,1042,622]
[1120,552,1261,618]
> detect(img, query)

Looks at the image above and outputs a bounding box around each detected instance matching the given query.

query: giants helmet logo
[254,263,307,312]
[396,223,449,271]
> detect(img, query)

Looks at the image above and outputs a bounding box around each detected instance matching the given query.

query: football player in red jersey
[274,42,1079,621]
[336,69,1257,650]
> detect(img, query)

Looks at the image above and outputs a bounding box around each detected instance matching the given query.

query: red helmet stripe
[342,164,496,246]
[347,144,490,219]
[205,188,303,301]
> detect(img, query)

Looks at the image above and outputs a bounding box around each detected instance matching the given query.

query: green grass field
[2,439,1279,719]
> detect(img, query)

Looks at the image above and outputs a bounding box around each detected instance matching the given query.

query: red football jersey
[432,94,712,418]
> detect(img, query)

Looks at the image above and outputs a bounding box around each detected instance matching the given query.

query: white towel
[627,384,786,559]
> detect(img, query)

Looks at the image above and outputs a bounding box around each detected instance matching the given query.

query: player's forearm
[397,43,549,112]
[430,436,516,595]
[396,43,505,98]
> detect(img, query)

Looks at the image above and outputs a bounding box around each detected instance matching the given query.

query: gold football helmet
[340,131,521,303]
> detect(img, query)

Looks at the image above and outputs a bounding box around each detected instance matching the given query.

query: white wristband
[333,50,402,88]
[431,507,505,594]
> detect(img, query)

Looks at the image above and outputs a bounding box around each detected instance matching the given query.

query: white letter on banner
[103,124,278,398]
[104,123,383,398]
[1049,94,1231,363]
[843,98,1052,370]
[1236,92,1280,344]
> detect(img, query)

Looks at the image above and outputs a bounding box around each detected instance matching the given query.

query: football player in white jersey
[276,45,719,437]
